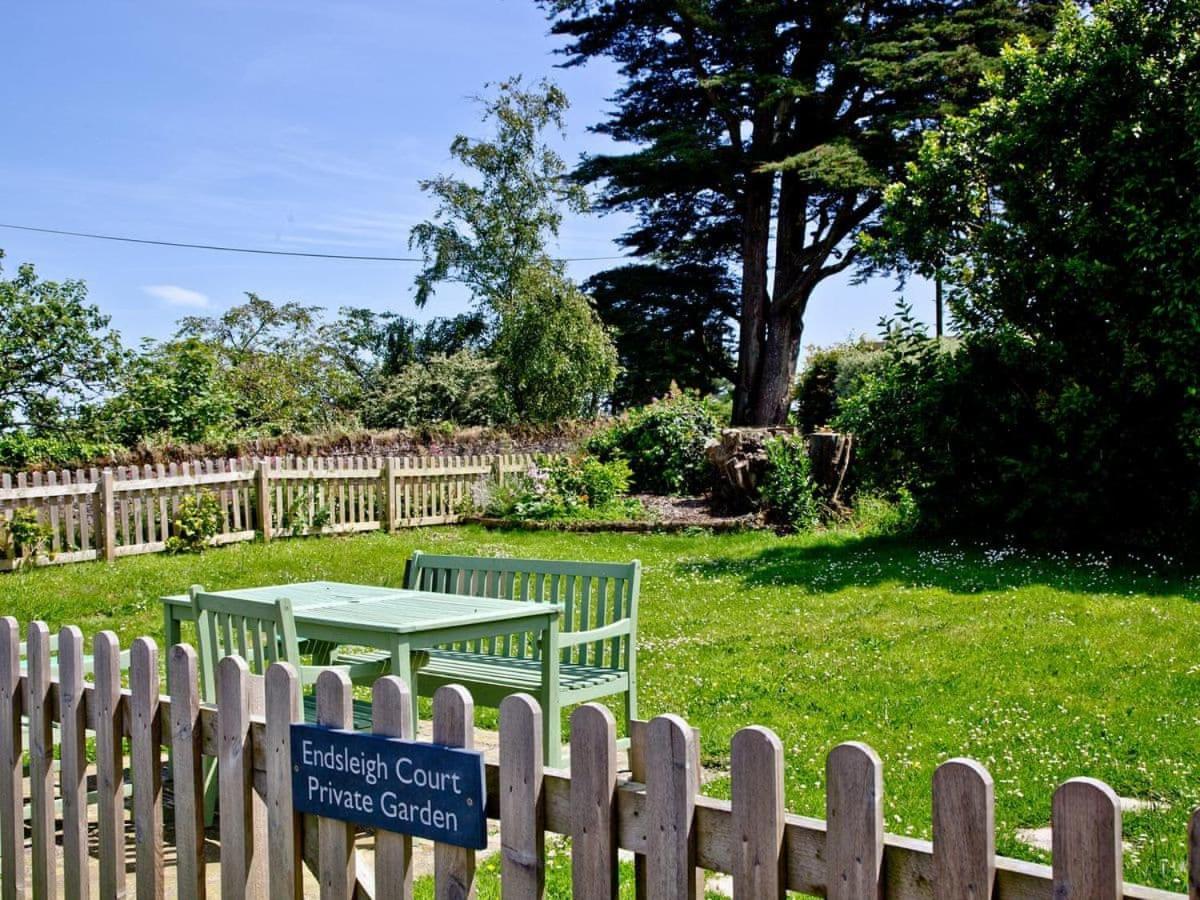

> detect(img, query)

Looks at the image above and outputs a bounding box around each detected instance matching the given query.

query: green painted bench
[406,551,640,767]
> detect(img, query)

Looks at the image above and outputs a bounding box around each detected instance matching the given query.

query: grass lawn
[2,525,1198,891]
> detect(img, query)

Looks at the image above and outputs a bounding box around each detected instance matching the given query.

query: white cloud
[143,284,210,308]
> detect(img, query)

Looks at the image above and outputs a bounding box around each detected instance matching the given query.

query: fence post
[0,618,22,900]
[382,457,399,533]
[374,676,414,900]
[25,623,55,900]
[933,758,995,900]
[131,637,164,900]
[169,644,207,900]
[731,726,785,900]
[98,468,117,561]
[434,685,476,900]
[58,626,89,900]
[645,714,698,900]
[1052,778,1122,900]
[826,742,883,900]
[570,703,616,900]
[257,460,272,543]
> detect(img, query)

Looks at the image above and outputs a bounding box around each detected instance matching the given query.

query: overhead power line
[0,222,629,263]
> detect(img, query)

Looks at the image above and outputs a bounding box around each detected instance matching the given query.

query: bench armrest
[557,620,631,648]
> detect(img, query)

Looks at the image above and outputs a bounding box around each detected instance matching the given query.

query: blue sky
[0,0,931,356]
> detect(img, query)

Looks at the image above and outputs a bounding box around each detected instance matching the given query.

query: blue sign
[290,724,487,849]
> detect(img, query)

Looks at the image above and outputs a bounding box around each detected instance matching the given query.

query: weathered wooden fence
[0,454,535,571]
[1,619,1197,899]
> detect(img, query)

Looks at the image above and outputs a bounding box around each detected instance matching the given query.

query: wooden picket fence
[0,453,535,571]
[1,618,1198,899]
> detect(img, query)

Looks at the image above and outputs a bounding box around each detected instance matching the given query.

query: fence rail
[0,453,536,571]
[0,618,1196,899]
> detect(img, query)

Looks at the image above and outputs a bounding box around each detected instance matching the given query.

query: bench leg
[539,618,561,767]
[542,689,562,769]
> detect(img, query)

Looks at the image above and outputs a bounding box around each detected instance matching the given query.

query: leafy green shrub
[3,508,54,561]
[761,435,820,531]
[475,455,640,521]
[794,340,899,432]
[165,492,223,553]
[850,489,918,537]
[545,456,631,507]
[587,390,718,494]
[362,351,513,428]
[0,432,122,469]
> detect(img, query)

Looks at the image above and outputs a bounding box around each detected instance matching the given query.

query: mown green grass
[2,526,1198,891]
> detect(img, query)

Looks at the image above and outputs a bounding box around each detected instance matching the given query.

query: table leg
[164,605,182,649]
[540,616,561,767]
[391,638,419,738]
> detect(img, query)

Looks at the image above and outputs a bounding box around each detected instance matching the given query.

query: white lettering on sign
[395,757,464,794]
[379,792,460,832]
[300,739,391,785]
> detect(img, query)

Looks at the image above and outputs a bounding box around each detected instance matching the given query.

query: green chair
[406,552,640,766]
[189,586,378,822]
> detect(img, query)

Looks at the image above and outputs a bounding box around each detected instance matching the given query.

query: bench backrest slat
[190,588,300,700]
[408,552,641,671]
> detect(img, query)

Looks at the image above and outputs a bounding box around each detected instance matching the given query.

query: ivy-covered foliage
[586,390,719,495]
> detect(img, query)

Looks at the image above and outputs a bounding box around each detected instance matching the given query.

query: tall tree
[176,294,357,434]
[0,251,126,433]
[585,262,736,409]
[543,0,1058,424]
[410,77,618,420]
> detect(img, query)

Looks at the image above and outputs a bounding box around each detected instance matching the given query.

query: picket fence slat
[434,685,476,900]
[373,676,414,900]
[132,638,164,900]
[58,626,89,900]
[0,619,22,900]
[570,703,615,900]
[1189,807,1199,900]
[731,725,785,900]
[933,758,994,900]
[25,623,55,900]
[169,644,207,900]
[827,741,885,900]
[94,630,127,899]
[316,670,357,900]
[1053,779,1122,900]
[645,714,698,900]
[500,693,544,900]
[219,654,263,899]
[266,663,303,900]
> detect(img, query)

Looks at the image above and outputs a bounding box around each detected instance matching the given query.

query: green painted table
[160,580,561,734]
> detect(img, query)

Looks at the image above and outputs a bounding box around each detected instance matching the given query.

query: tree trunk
[747,301,806,425]
[731,177,774,425]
